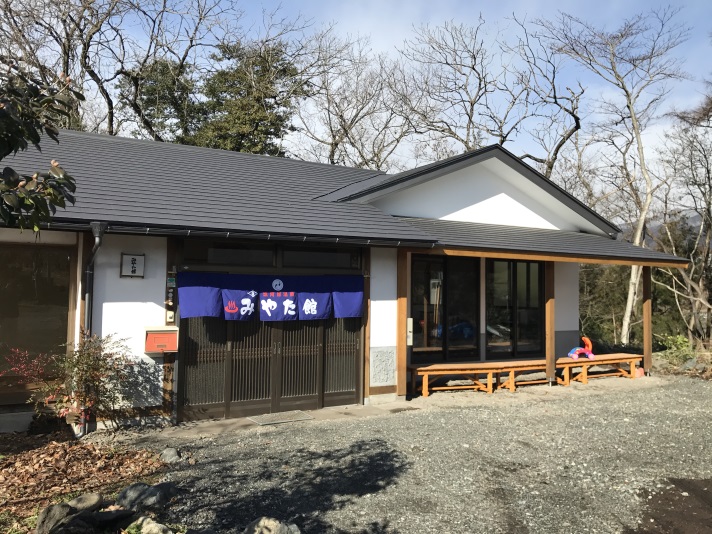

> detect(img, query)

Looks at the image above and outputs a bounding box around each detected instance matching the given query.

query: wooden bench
[408,360,548,397]
[556,353,643,386]
[408,352,644,397]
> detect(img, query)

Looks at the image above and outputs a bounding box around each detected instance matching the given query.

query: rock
[51,517,95,533]
[242,517,301,534]
[694,362,709,372]
[90,508,136,527]
[651,356,670,370]
[66,493,103,513]
[128,516,173,534]
[680,359,697,371]
[36,503,77,534]
[160,447,181,463]
[116,482,151,510]
[116,481,179,511]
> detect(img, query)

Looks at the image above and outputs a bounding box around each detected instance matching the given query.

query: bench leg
[508,370,516,392]
[629,360,635,379]
[487,372,493,394]
[422,374,430,398]
[580,365,588,384]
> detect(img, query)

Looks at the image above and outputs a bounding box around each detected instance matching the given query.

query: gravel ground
[100,375,712,533]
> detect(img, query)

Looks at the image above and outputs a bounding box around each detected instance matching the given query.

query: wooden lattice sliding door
[179,316,361,421]
[324,318,361,407]
[180,317,228,420]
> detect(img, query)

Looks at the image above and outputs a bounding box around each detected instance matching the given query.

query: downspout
[78,221,107,438]
[83,222,108,336]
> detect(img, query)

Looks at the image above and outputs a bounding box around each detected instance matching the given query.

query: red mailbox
[145,327,179,353]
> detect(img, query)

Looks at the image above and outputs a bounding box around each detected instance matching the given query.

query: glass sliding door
[486,259,543,358]
[410,256,479,363]
[411,257,444,359]
[486,260,513,355]
[445,257,479,360]
[0,246,72,357]
[516,262,541,353]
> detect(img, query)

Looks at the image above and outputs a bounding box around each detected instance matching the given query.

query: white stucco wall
[369,248,398,386]
[371,157,605,234]
[370,248,398,348]
[554,262,580,332]
[92,234,167,358]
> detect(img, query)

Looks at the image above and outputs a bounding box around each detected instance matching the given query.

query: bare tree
[0,0,241,137]
[510,18,585,178]
[537,7,689,345]
[655,123,712,346]
[393,18,525,156]
[291,35,411,171]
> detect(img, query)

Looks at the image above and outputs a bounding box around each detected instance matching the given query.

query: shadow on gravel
[167,438,409,533]
[624,478,712,534]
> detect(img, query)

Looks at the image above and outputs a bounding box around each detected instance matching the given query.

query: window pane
[529,263,539,304]
[517,262,528,305]
[283,249,360,269]
[517,262,541,353]
[208,247,274,266]
[486,260,512,354]
[0,246,71,359]
[411,257,444,349]
[446,257,478,357]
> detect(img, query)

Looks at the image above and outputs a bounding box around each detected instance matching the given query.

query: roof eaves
[35,218,439,248]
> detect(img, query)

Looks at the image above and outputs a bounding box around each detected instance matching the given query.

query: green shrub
[655,334,696,366]
[0,334,132,426]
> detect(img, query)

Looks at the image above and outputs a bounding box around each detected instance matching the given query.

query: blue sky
[241,0,711,108]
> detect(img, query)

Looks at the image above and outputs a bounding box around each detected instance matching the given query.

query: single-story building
[0,130,687,424]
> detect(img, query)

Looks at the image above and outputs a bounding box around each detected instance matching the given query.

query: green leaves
[0,162,77,231]
[1,68,82,231]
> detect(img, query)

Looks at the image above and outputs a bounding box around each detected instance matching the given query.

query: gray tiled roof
[6,131,433,244]
[399,217,687,266]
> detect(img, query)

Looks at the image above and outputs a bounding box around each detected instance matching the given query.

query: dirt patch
[388,407,419,414]
[627,478,712,533]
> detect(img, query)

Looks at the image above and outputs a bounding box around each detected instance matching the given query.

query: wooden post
[396,249,409,396]
[545,262,556,383]
[363,248,371,402]
[643,265,652,374]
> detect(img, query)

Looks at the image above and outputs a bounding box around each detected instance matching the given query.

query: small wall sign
[121,253,145,278]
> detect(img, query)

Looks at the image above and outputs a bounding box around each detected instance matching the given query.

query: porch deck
[408,353,643,397]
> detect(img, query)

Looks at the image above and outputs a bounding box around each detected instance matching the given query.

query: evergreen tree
[186,42,307,156]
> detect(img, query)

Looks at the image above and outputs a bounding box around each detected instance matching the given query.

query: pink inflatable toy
[568,336,595,360]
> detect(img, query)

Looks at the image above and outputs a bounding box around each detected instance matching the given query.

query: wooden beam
[545,262,556,382]
[413,247,688,269]
[369,385,396,396]
[363,248,371,402]
[396,249,409,396]
[643,265,652,373]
